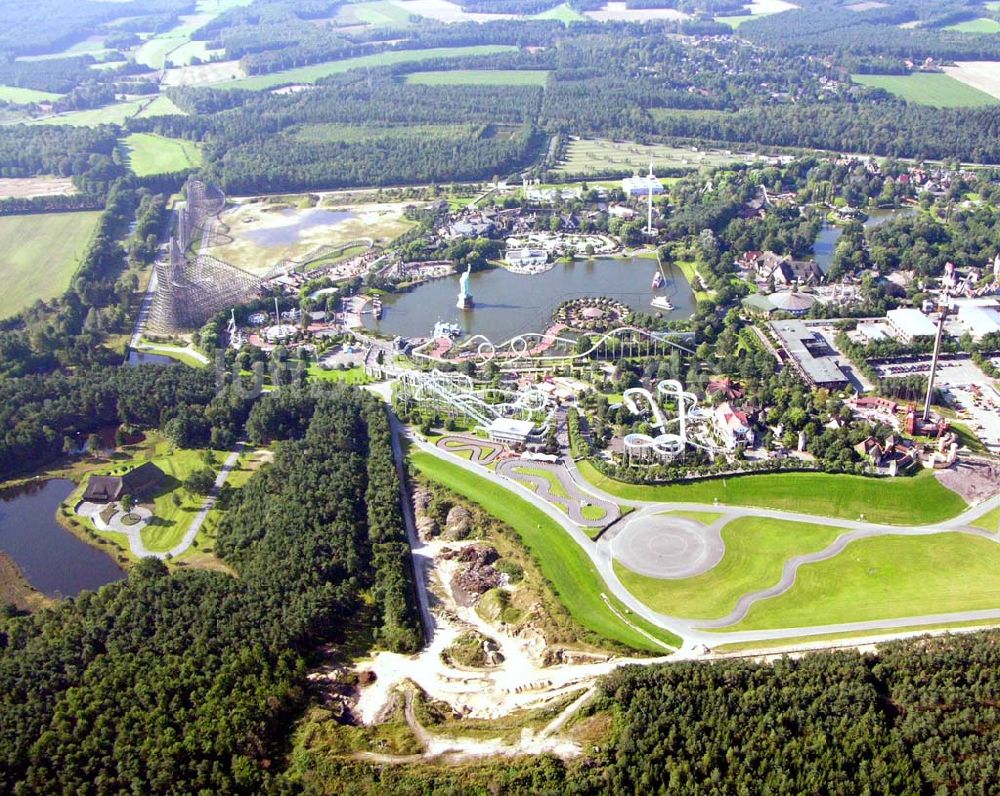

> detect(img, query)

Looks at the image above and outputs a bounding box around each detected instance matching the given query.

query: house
[714,402,752,450]
[82,462,165,503]
[854,435,917,476]
[505,248,548,268]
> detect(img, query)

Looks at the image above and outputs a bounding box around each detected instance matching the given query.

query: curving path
[436,435,503,465]
[404,424,1000,648]
[496,459,619,528]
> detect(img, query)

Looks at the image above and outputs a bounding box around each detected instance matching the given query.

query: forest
[0,383,421,794]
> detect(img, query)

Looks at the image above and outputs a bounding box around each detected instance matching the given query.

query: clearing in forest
[852,72,999,108]
[944,17,1000,34]
[122,133,204,176]
[554,138,756,177]
[215,45,518,90]
[405,69,550,86]
[0,211,101,319]
[0,84,61,103]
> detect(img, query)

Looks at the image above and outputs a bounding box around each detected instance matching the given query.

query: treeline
[0,384,421,793]
[0,125,119,180]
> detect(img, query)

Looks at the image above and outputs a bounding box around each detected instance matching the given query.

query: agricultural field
[134,12,217,69]
[583,2,688,22]
[335,0,418,26]
[121,133,204,176]
[944,16,1000,34]
[392,0,517,22]
[533,3,585,22]
[851,72,999,108]
[0,85,61,103]
[162,60,246,87]
[134,95,187,118]
[575,461,968,525]
[209,199,415,275]
[409,449,681,651]
[727,532,1000,630]
[0,211,101,319]
[405,69,550,86]
[28,95,184,127]
[291,122,474,143]
[553,137,759,177]
[0,176,77,199]
[943,61,1000,101]
[614,516,847,620]
[216,45,518,90]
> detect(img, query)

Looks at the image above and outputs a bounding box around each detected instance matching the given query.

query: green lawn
[533,2,585,22]
[851,73,999,108]
[0,84,61,103]
[510,465,570,498]
[307,364,372,384]
[970,505,1000,533]
[0,211,101,319]
[218,45,518,90]
[616,517,847,620]
[729,533,1000,630]
[575,460,968,526]
[122,133,204,176]
[674,260,714,302]
[410,450,680,651]
[945,16,1000,33]
[405,69,550,87]
[663,510,726,524]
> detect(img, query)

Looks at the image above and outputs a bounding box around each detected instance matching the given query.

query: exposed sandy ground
[584,2,689,22]
[935,458,1000,504]
[209,200,415,274]
[943,62,1000,101]
[393,0,516,23]
[745,0,798,13]
[0,176,77,199]
[162,60,245,87]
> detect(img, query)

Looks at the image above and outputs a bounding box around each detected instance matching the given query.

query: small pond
[0,479,124,598]
[242,208,356,247]
[126,350,178,367]
[813,206,918,273]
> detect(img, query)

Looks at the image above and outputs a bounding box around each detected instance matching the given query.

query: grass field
[134,95,187,118]
[405,69,550,86]
[292,122,474,143]
[945,17,1000,33]
[615,517,847,620]
[729,533,1000,630]
[0,211,101,319]
[851,73,998,108]
[970,505,1000,533]
[307,364,372,384]
[0,85,61,103]
[218,45,517,90]
[575,460,968,526]
[533,2,585,22]
[554,138,757,177]
[674,259,714,302]
[122,133,204,176]
[410,450,681,651]
[337,0,417,26]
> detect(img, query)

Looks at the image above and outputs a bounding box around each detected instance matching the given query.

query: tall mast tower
[646,160,656,236]
[922,291,950,422]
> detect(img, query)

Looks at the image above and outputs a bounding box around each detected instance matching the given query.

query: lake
[126,350,178,367]
[813,207,918,273]
[0,479,124,598]
[364,256,696,340]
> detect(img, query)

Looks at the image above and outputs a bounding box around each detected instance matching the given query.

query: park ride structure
[621,379,728,464]
[411,325,693,373]
[147,180,264,335]
[395,369,557,435]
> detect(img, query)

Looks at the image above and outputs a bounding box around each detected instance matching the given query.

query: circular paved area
[611,514,725,579]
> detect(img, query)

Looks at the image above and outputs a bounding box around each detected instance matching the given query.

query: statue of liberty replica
[456,263,474,309]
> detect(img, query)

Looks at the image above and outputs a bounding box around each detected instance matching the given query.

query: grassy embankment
[0,211,102,319]
[409,450,681,651]
[575,459,967,525]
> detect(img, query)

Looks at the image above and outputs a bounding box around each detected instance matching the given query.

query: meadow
[410,450,681,651]
[554,137,756,177]
[405,69,550,87]
[615,516,847,620]
[851,72,998,108]
[216,45,517,90]
[0,211,101,319]
[29,96,184,127]
[944,16,1000,34]
[121,133,204,176]
[575,461,968,525]
[0,84,61,103]
[729,532,1000,630]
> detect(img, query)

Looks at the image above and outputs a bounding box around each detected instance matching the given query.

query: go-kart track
[609,512,725,579]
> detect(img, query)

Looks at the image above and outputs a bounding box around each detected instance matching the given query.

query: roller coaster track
[411,325,694,370]
[396,369,556,431]
[622,380,726,462]
[263,237,375,280]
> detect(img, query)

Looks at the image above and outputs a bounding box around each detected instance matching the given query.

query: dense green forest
[0,384,421,794]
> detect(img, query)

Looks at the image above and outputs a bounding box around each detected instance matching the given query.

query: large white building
[487,418,537,445]
[622,174,664,197]
[886,308,937,342]
[505,248,548,268]
[957,303,1000,341]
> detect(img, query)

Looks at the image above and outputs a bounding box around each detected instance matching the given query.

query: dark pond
[243,208,355,247]
[363,256,696,341]
[813,207,918,273]
[0,479,124,598]
[126,350,177,367]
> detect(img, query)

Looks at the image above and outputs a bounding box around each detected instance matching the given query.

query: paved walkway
[436,435,503,465]
[496,459,619,528]
[406,427,1000,648]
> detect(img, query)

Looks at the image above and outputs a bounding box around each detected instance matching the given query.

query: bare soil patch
[0,176,77,199]
[943,61,1000,101]
[935,458,1000,504]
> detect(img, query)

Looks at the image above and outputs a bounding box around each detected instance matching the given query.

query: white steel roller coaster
[396,369,557,433]
[621,379,725,463]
